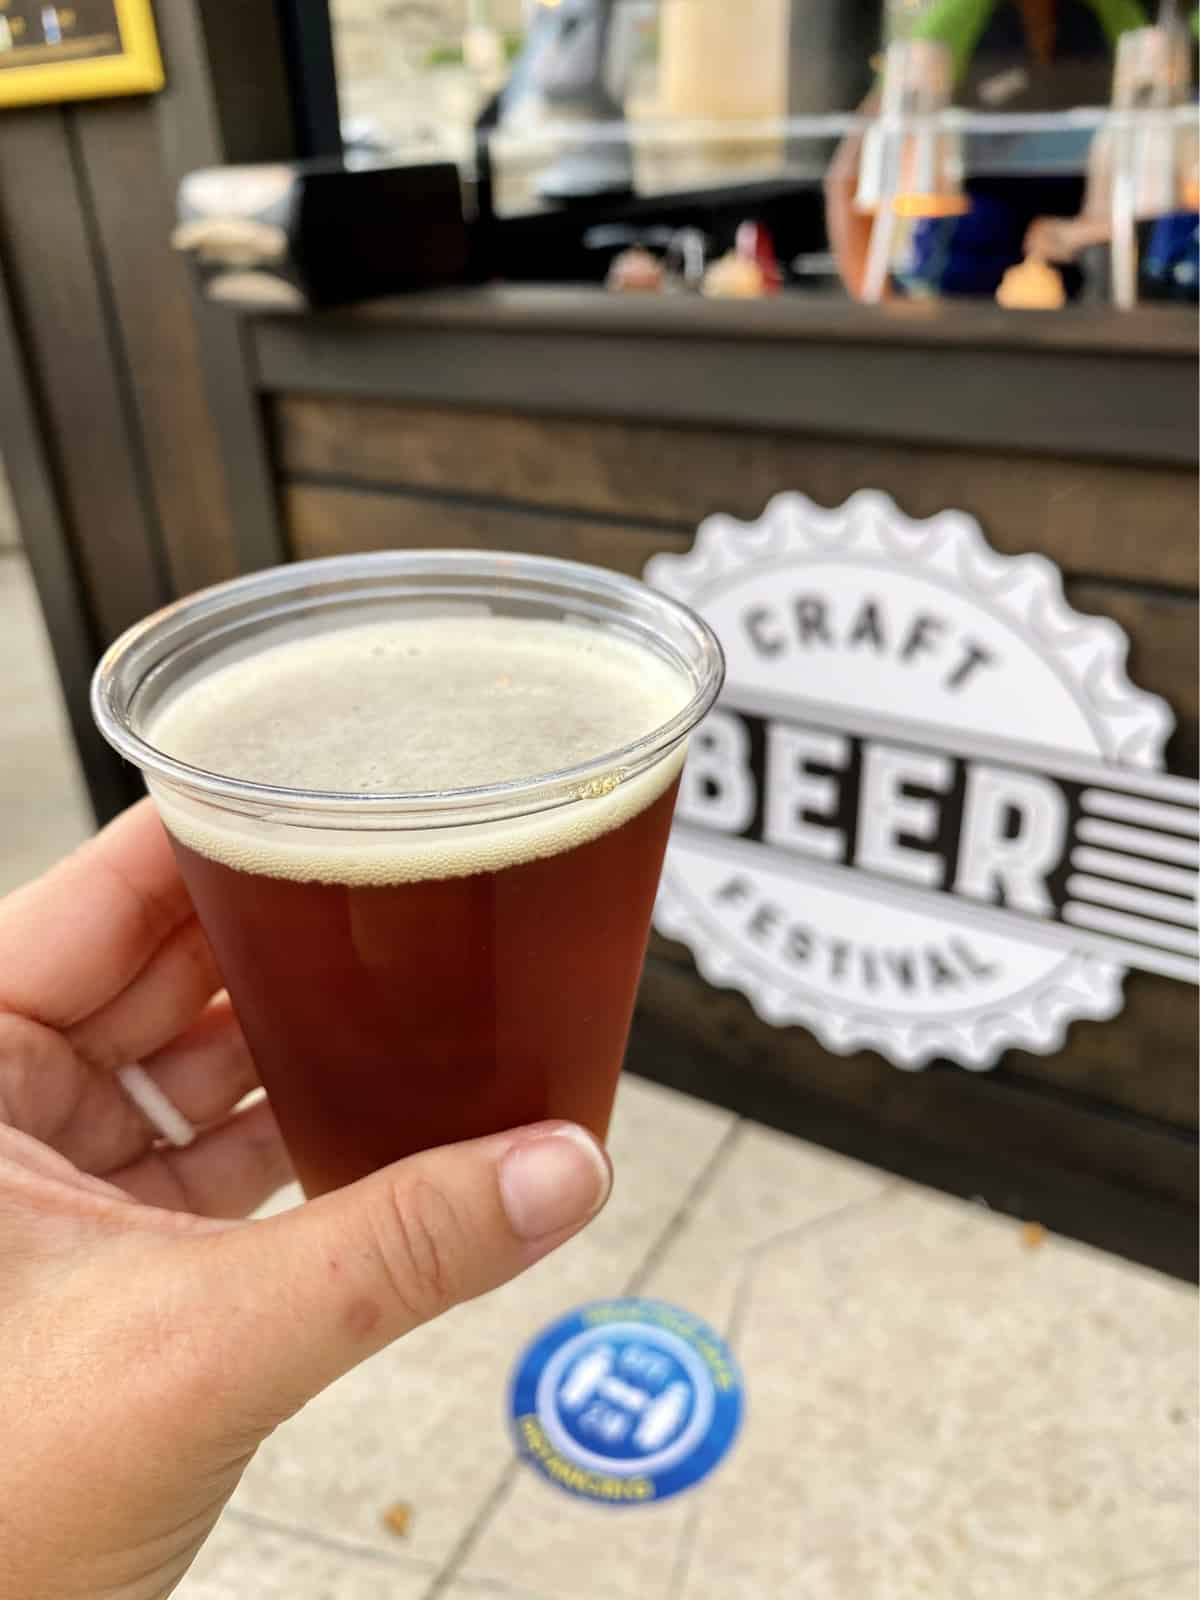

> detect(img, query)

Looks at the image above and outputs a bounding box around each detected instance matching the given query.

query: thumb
[179,1121,610,1435]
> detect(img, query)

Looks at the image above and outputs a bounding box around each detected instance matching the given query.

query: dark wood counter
[257,284,1195,349]
[254,291,1198,466]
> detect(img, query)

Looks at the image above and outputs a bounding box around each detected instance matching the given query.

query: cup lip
[91,550,725,824]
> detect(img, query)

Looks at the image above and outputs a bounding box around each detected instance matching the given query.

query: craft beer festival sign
[648,492,1199,1071]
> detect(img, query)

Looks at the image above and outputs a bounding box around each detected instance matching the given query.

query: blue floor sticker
[508,1298,744,1505]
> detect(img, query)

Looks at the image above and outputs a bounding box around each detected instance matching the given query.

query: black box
[174,159,469,311]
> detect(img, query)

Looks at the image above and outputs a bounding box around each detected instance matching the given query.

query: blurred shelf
[263,285,1199,354]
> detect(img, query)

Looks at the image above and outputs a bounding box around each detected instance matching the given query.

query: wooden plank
[284,483,693,578]
[0,2,292,817]
[625,1008,1197,1283]
[1005,970,1199,1130]
[1068,583,1197,778]
[0,109,167,641]
[275,398,1199,589]
[647,929,1197,1133]
[635,955,1196,1209]
[149,0,292,575]
[74,98,240,595]
[270,286,1200,359]
[0,253,137,822]
[254,300,1199,466]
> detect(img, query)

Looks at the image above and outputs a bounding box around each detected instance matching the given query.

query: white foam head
[146,616,691,885]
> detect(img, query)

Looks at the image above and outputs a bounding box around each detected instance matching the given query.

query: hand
[0,801,611,1600]
[824,92,893,303]
[1024,214,1112,264]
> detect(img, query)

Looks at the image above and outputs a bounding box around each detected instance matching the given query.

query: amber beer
[92,554,722,1197]
[166,777,680,1197]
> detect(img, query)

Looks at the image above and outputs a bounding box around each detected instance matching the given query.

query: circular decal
[508,1299,744,1505]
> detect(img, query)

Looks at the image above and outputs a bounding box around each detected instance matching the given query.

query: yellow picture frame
[0,0,163,108]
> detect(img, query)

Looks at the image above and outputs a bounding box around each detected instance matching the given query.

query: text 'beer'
[147,617,690,1195]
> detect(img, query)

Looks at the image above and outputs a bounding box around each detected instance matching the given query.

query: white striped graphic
[1075,820,1200,868]
[674,823,1200,983]
[1080,789,1200,835]
[1069,846,1198,897]
[1066,875,1199,926]
[1063,902,1200,955]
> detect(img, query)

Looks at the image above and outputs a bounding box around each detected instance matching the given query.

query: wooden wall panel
[75,100,239,594]
[149,0,292,575]
[637,954,1196,1210]
[1068,583,1198,777]
[0,253,140,819]
[284,483,694,578]
[0,110,167,642]
[647,930,1197,1132]
[257,301,1198,466]
[276,397,1198,589]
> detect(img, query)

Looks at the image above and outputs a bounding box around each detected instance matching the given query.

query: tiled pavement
[177,1092,1197,1600]
[3,547,1196,1600]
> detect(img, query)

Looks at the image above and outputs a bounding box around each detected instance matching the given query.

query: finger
[173,1122,611,1436]
[35,997,252,1178]
[0,1009,177,1180]
[0,799,192,1030]
[66,917,221,1074]
[111,1099,292,1219]
[142,999,259,1126]
[0,1123,128,1205]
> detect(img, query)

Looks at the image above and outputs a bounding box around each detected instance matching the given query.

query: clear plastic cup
[92,551,724,1195]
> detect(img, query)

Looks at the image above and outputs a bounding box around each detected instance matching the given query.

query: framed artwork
[0,0,163,107]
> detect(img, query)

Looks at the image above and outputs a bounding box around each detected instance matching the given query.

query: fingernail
[498,1124,612,1241]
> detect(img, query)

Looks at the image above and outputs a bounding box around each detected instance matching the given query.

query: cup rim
[90,550,725,825]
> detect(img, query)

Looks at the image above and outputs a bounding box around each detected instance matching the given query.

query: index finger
[0,798,194,1029]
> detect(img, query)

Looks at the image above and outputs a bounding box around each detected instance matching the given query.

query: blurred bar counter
[254,287,1197,464]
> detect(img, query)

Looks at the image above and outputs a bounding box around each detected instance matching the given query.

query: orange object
[606,246,665,293]
[702,252,767,298]
[996,257,1065,310]
[381,1501,413,1537]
